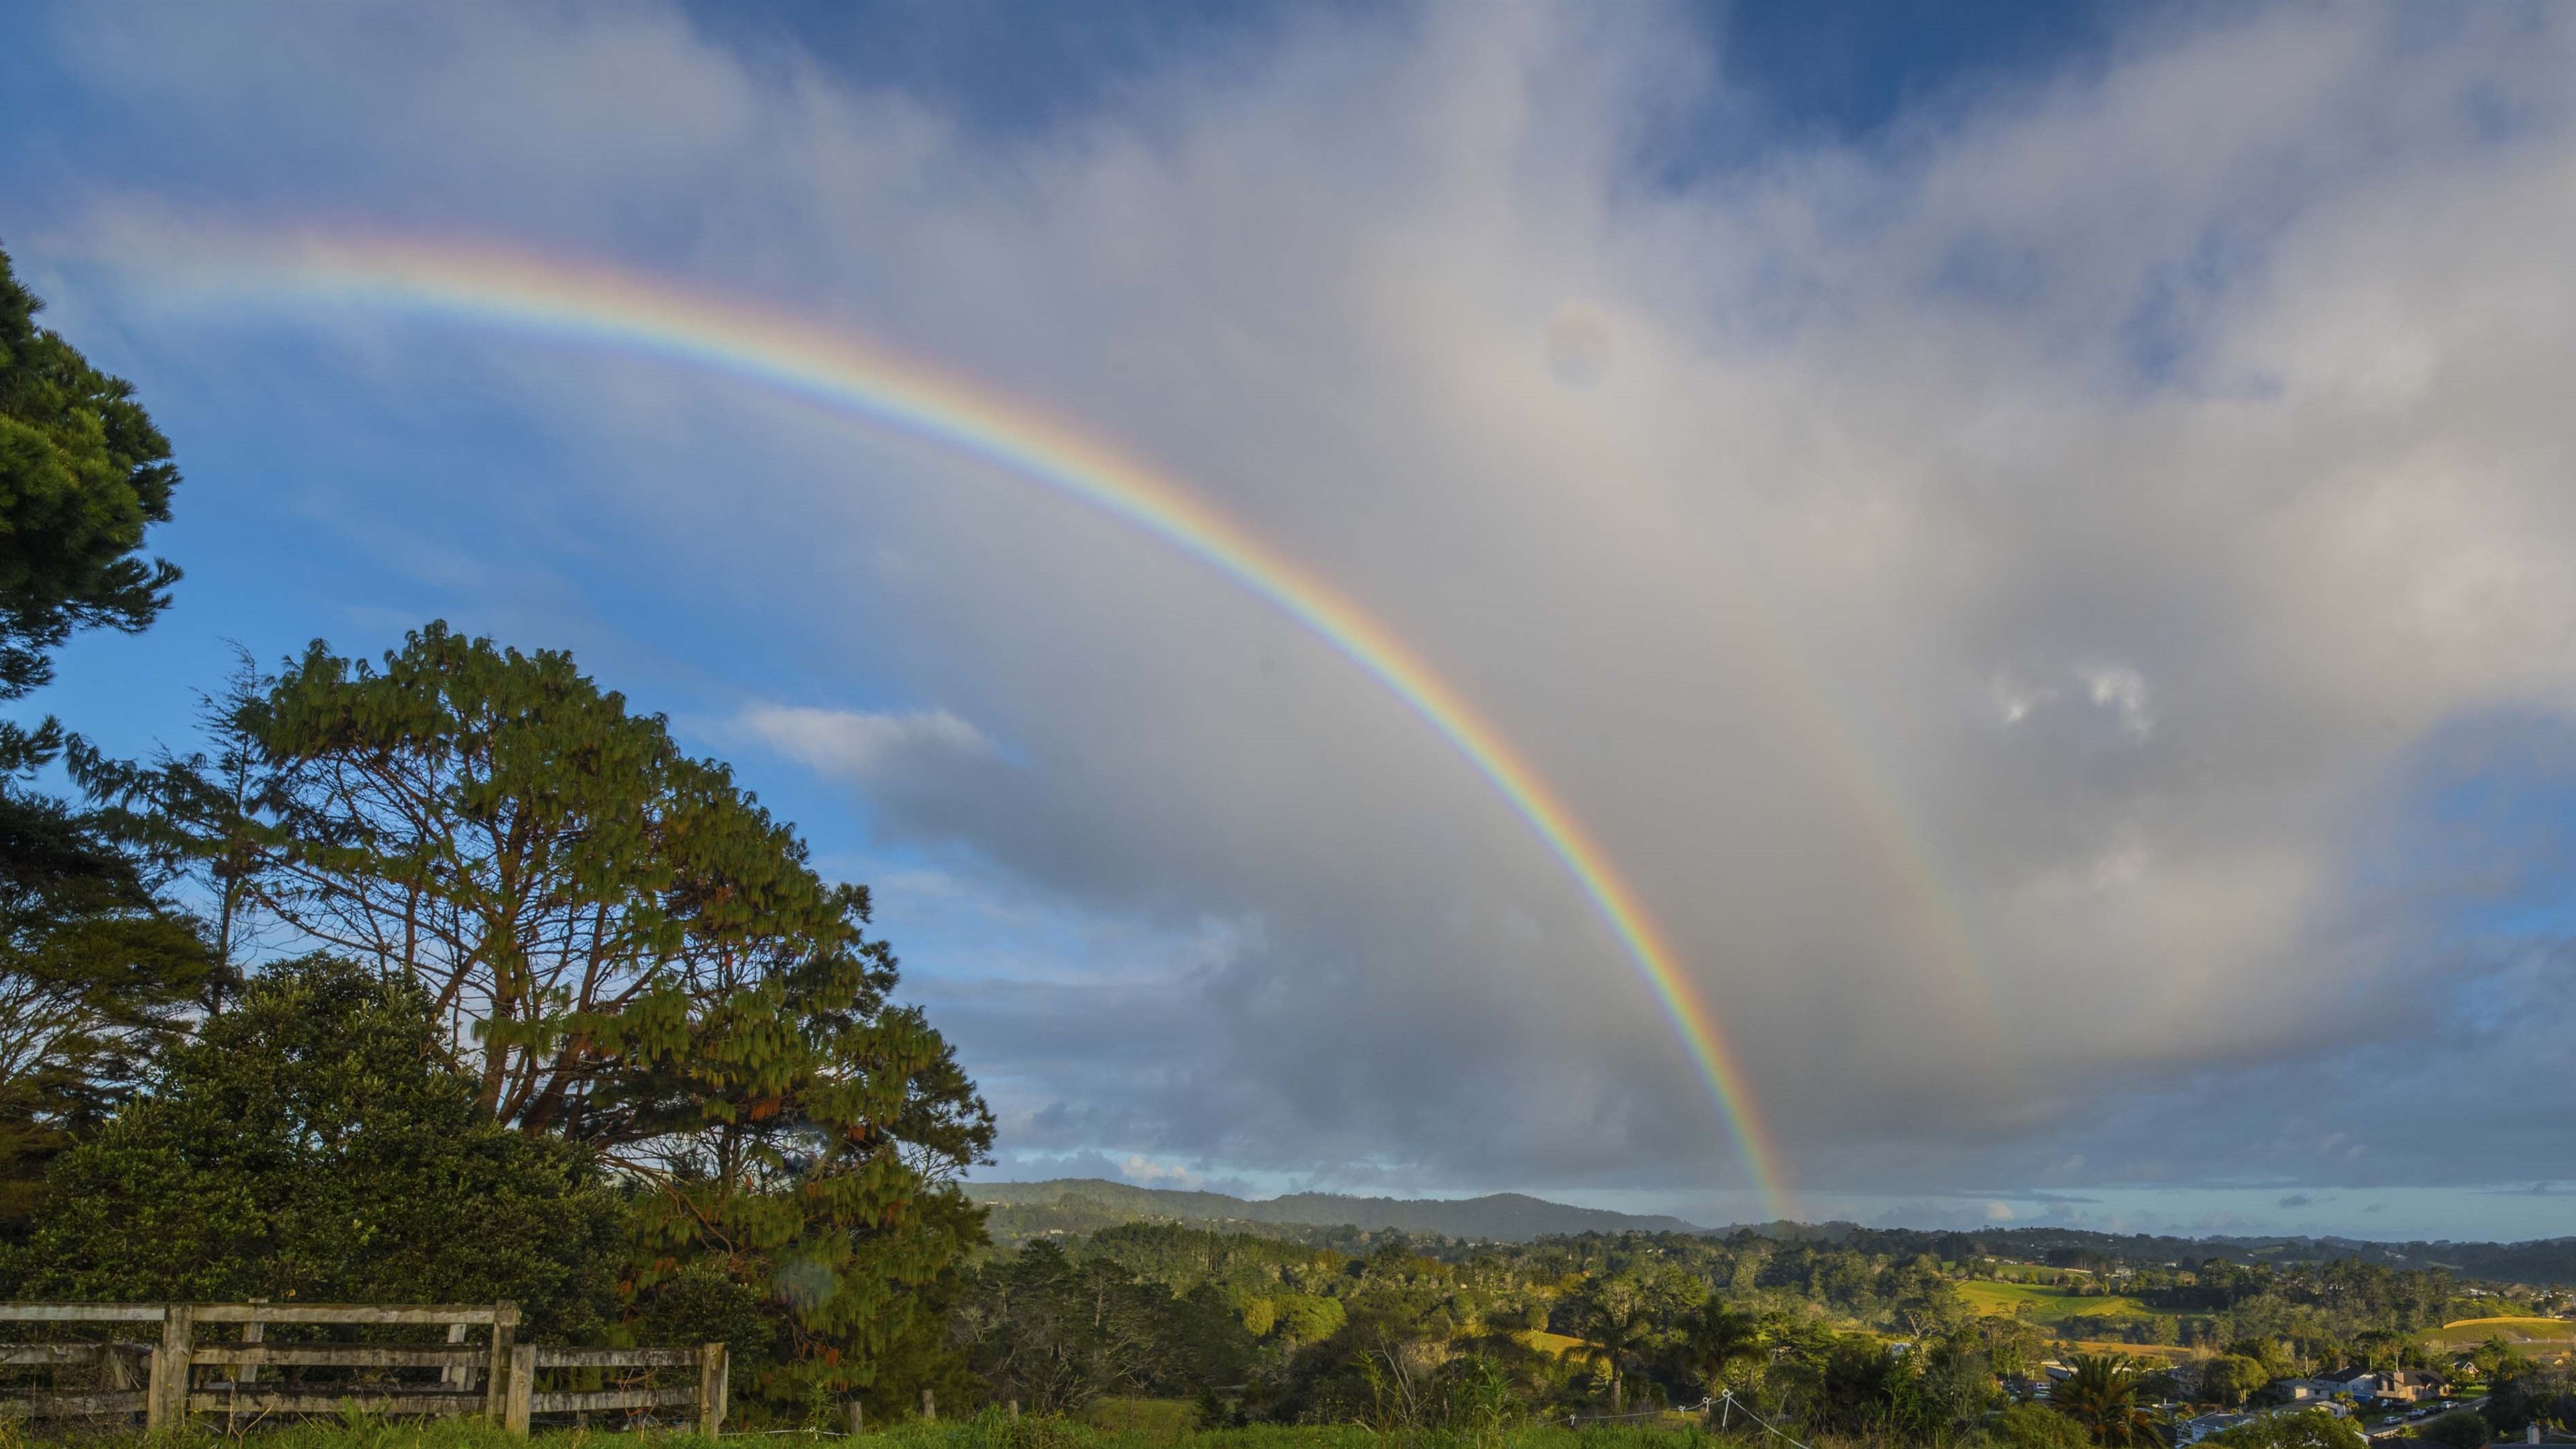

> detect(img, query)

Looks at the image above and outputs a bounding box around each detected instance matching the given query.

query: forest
[1,240,2572,1449]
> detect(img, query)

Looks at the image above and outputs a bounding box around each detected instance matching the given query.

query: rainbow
[140,230,1796,1217]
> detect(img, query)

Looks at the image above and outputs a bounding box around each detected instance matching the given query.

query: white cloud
[739,704,995,781]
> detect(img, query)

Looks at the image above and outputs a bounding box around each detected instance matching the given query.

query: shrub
[10,956,622,1334]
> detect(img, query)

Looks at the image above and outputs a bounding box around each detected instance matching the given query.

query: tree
[2482,1369,2575,1438]
[2000,1401,2098,1449]
[2418,1409,2493,1449]
[2055,1353,2162,1446]
[951,1242,1167,1413]
[229,625,994,1410]
[1684,1297,1768,1401]
[70,647,278,1018]
[1568,1275,1656,1412]
[0,246,203,1234]
[0,244,181,768]
[0,789,207,1230]
[2208,1411,2366,1449]
[2202,1354,2274,1408]
[10,956,620,1334]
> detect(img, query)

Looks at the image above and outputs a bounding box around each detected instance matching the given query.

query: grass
[0,1416,1814,1449]
[2059,1340,2194,1366]
[1515,1330,1588,1358]
[2428,1316,2576,1348]
[1955,1281,2167,1326]
[1081,1401,1200,1438]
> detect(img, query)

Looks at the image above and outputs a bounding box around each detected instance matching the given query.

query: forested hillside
[971,1180,1705,1244]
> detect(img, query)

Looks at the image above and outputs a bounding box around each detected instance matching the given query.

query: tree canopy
[0,244,180,748]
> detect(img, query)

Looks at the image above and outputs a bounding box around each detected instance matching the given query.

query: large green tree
[0,246,203,1229]
[11,955,619,1333]
[0,245,180,758]
[225,624,992,1410]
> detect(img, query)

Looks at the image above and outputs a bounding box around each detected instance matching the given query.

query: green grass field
[1955,1281,2167,1325]
[2428,1316,2576,1348]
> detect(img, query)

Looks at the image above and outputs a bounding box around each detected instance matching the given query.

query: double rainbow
[147,232,1797,1218]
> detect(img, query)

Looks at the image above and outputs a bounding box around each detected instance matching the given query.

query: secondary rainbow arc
[157,231,1796,1218]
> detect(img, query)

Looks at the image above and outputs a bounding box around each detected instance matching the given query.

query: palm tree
[1574,1279,1654,1414]
[1686,1300,1769,1413]
[2055,1354,2167,1447]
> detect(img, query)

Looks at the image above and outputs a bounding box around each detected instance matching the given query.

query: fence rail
[0,1303,724,1436]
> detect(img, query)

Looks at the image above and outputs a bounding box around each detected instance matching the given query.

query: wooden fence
[0,1303,725,1436]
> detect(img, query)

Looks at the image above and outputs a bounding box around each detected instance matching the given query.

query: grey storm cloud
[42,1,2576,1208]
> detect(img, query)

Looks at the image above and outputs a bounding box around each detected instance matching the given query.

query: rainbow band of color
[166,233,1794,1218]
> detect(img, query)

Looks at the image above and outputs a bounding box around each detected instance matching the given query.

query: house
[2270,1378,2349,1403]
[2381,1371,2447,1405]
[2180,1413,2257,1445]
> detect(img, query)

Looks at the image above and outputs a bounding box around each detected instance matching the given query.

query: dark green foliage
[2481,1371,2576,1438]
[0,245,180,757]
[951,1242,1255,1414]
[2200,1354,2271,1407]
[0,780,209,1232]
[2417,1410,2494,1449]
[11,956,620,1333]
[0,247,205,1236]
[1997,1401,2096,1449]
[2208,1412,2366,1449]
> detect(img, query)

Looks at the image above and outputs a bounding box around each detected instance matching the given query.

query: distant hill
[963,1181,2576,1283]
[965,1179,1708,1244]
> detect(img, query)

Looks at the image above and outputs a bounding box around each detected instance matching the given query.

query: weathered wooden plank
[527,1388,698,1413]
[0,1305,167,1324]
[193,1304,511,1326]
[0,1344,146,1366]
[191,1346,484,1368]
[530,1348,698,1368]
[0,1390,148,1418]
[186,1392,484,1416]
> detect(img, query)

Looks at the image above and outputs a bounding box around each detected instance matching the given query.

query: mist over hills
[967,1179,2576,1283]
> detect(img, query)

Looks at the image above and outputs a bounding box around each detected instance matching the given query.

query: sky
[4,0,2575,1242]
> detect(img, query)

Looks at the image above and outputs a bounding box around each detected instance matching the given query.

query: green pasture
[1955,1280,2167,1325]
[2429,1316,2576,1348]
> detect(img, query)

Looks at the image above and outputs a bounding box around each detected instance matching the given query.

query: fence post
[486,1303,519,1424]
[920,1387,934,1422]
[847,1401,863,1437]
[148,1303,194,1432]
[504,1344,535,1436]
[697,1343,728,1437]
[241,1299,266,1386]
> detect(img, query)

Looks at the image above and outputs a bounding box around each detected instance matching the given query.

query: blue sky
[6,1,2576,1242]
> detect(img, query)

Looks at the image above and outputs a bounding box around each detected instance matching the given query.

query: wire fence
[1556,1389,1812,1449]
